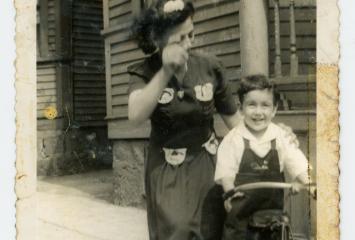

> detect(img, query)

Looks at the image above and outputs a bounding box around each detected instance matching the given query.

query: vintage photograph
[34,0,318,239]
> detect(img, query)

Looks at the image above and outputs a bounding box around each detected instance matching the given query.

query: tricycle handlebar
[223,182,316,201]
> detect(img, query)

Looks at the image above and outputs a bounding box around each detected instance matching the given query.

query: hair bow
[163,0,185,13]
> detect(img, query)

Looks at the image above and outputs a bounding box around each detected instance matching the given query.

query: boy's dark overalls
[223,138,285,240]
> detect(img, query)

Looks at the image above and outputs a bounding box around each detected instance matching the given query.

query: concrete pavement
[36,170,149,240]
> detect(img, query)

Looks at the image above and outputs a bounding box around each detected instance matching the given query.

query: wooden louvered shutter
[72,0,106,126]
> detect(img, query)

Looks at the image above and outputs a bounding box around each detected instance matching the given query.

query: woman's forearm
[128,68,172,124]
[220,177,235,192]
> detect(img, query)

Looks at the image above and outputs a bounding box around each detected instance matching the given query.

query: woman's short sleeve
[211,56,238,115]
[127,62,148,94]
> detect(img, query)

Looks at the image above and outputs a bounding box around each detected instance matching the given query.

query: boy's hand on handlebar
[290,182,302,195]
[224,192,244,213]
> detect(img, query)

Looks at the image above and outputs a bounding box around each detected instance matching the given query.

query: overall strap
[243,138,250,149]
[271,139,277,150]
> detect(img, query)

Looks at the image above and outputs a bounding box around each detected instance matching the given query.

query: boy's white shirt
[215,121,309,184]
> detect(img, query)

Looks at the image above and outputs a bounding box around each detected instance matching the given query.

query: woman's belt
[151,125,212,149]
[162,132,219,166]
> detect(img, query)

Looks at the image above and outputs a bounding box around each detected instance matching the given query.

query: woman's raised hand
[162,43,188,75]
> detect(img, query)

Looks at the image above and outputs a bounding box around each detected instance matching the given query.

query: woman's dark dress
[128,52,237,240]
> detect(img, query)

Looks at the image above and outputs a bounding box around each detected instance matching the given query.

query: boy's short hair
[237,75,280,106]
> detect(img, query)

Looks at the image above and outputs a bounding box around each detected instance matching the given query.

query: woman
[128,0,293,239]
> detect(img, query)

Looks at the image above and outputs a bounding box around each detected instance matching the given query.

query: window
[37,0,49,58]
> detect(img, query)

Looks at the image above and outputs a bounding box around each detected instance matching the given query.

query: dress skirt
[146,145,225,240]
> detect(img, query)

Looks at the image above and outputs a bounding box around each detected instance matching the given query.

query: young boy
[215,75,310,240]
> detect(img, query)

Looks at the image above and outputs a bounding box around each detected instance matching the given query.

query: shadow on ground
[38,169,114,203]
[37,170,148,240]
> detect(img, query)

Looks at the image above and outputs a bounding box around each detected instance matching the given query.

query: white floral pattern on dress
[158,88,174,104]
[163,133,219,166]
[202,133,219,155]
[162,148,187,166]
[194,83,213,102]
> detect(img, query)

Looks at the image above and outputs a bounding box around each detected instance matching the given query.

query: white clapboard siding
[37,64,59,119]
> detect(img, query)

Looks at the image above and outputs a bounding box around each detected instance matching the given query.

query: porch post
[240,0,269,77]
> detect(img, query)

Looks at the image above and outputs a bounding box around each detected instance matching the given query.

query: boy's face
[240,89,277,135]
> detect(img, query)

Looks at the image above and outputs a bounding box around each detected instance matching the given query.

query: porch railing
[270,0,316,111]
[273,0,298,77]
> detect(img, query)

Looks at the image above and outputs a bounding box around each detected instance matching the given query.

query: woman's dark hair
[237,75,280,106]
[131,0,195,54]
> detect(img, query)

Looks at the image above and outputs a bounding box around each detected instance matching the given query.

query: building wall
[37,0,66,175]
[112,140,146,207]
[37,64,59,118]
[37,0,111,176]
